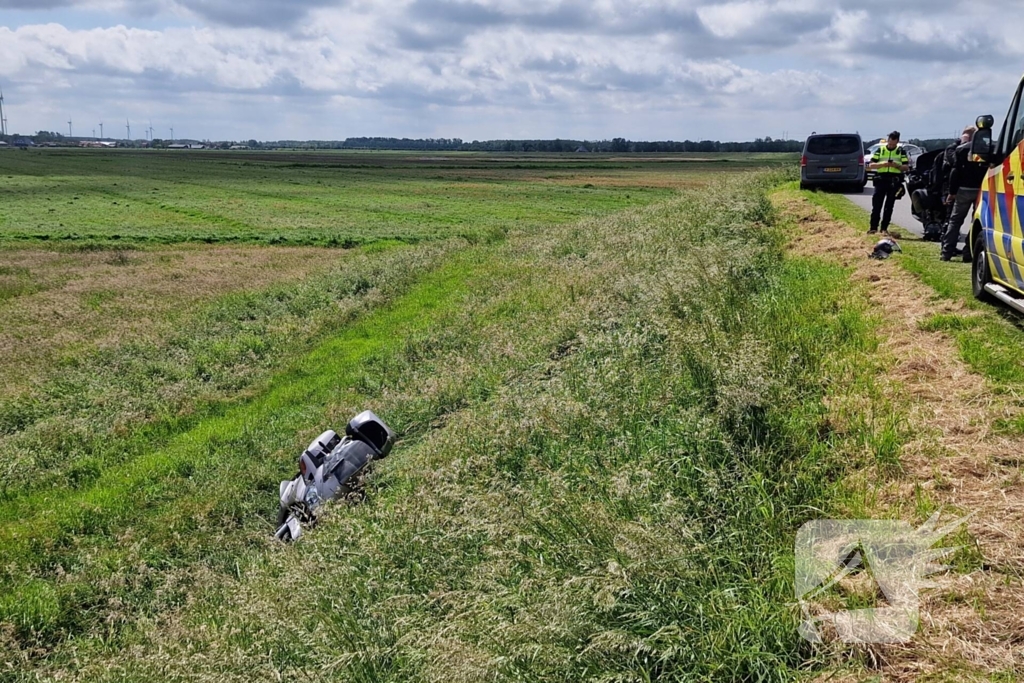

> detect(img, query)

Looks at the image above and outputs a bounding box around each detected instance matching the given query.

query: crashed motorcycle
[906,149,947,243]
[275,410,395,541]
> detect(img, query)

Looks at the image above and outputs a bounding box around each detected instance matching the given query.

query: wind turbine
[0,87,6,137]
[148,120,154,141]
[99,122,104,139]
[126,118,131,141]
[68,118,73,138]
[170,127,174,142]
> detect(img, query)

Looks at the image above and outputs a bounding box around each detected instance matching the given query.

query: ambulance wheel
[972,234,993,302]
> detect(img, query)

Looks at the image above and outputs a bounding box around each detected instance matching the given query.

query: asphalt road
[843,185,921,237]
[842,186,974,255]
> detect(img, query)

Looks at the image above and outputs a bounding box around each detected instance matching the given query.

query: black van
[800,133,866,192]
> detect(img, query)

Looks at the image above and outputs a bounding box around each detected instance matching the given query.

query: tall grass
[2,171,880,681]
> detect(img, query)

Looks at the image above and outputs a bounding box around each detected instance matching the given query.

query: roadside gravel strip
[778,191,1024,682]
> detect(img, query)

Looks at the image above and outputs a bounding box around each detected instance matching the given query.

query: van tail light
[801,155,808,168]
[858,155,865,167]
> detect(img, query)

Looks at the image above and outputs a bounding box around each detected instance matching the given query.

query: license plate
[824,167,842,172]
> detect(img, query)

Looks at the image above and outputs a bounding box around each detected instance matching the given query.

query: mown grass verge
[2,172,886,681]
[801,186,1024,394]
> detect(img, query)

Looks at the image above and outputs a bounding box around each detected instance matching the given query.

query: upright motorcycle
[275,410,395,541]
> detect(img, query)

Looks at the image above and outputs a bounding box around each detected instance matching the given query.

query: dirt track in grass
[779,193,1024,681]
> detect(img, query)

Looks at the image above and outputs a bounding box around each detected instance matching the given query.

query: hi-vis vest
[871,144,909,175]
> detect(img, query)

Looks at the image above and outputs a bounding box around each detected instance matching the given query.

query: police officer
[868,131,910,234]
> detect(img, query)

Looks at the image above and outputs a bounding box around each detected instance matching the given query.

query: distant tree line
[254,138,466,150]
[909,138,957,152]
[252,136,805,153]
[341,137,465,150]
[10,132,960,154]
[456,137,805,152]
[860,137,957,153]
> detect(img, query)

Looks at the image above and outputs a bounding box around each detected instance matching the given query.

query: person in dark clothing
[940,136,963,199]
[924,131,969,242]
[940,127,988,261]
[868,131,910,234]
[931,147,949,198]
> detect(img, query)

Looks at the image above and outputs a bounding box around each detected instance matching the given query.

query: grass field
[0,151,898,681]
[0,150,783,247]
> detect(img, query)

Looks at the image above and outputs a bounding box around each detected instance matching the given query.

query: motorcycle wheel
[276,505,290,528]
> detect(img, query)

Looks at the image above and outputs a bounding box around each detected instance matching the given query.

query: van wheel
[799,182,809,191]
[972,234,993,302]
[850,183,864,194]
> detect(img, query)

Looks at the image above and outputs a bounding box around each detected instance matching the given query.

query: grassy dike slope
[3,173,882,681]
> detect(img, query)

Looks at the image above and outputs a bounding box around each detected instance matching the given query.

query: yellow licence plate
[824,167,842,172]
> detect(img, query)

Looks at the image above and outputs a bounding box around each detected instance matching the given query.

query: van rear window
[806,136,861,156]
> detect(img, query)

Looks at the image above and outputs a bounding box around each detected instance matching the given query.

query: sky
[0,0,1022,142]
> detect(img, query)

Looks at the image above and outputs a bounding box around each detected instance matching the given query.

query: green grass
[0,169,891,681]
[800,185,1024,391]
[0,239,463,500]
[0,150,727,247]
[0,265,41,301]
[0,151,689,502]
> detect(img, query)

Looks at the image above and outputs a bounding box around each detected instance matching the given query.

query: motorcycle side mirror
[971,126,996,164]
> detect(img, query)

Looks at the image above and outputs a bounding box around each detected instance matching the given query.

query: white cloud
[0,0,1022,140]
[697,1,770,38]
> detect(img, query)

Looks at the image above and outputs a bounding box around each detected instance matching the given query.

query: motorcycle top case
[346,410,396,458]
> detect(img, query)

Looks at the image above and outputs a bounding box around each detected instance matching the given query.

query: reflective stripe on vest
[873,145,908,174]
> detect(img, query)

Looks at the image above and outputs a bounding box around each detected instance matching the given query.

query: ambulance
[968,76,1024,310]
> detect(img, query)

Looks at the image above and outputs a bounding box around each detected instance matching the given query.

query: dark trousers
[870,176,901,231]
[940,188,978,258]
